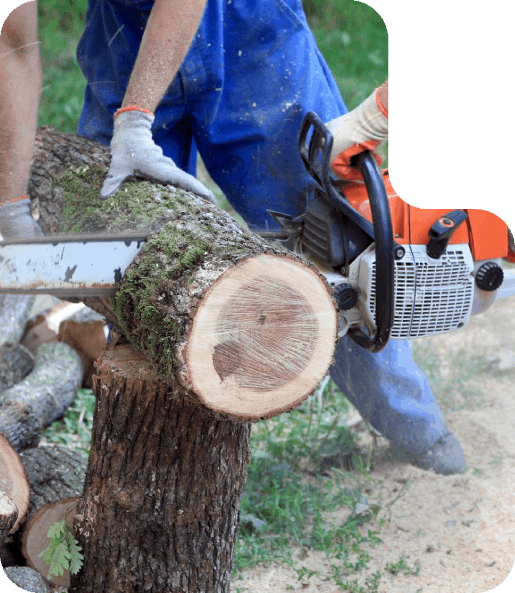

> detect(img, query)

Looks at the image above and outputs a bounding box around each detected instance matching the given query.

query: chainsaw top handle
[298,111,394,353]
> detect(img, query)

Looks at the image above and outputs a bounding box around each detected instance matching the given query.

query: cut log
[69,344,251,593]
[0,402,42,453]
[0,295,35,349]
[19,445,87,523]
[0,435,30,537]
[0,342,83,451]
[0,343,34,393]
[21,497,79,589]
[30,127,338,420]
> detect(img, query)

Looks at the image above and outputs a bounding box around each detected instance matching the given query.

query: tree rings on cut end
[185,254,337,419]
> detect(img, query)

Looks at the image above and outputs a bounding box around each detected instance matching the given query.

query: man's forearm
[377,79,388,114]
[0,1,41,205]
[122,0,207,113]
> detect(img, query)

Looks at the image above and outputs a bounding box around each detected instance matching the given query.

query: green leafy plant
[38,519,84,579]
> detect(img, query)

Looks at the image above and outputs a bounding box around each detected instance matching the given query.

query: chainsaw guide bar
[0,233,148,296]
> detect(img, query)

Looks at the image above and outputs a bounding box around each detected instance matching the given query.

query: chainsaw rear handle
[298,111,394,352]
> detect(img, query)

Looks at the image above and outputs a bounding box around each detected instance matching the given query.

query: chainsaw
[1,112,514,353]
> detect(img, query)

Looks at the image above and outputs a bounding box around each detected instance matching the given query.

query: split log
[0,435,30,537]
[0,295,35,349]
[70,345,251,593]
[22,302,107,387]
[30,127,337,420]
[0,342,83,451]
[58,311,107,388]
[20,300,72,353]
[0,343,34,393]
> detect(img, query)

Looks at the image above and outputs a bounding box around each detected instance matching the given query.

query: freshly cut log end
[22,497,78,589]
[0,435,30,534]
[181,253,337,420]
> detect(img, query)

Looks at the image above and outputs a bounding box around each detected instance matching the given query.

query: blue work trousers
[76,0,446,455]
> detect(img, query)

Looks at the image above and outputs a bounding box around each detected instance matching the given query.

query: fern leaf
[47,518,67,540]
[65,528,84,575]
[47,540,71,578]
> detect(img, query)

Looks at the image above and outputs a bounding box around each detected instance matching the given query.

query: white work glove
[0,198,43,241]
[100,110,216,204]
[326,88,388,181]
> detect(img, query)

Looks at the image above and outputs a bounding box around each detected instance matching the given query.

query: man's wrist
[114,105,155,119]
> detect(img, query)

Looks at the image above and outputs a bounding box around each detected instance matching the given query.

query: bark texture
[0,343,34,393]
[0,342,83,451]
[0,295,35,348]
[70,344,251,593]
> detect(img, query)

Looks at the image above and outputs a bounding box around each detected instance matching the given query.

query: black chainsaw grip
[298,111,394,352]
[347,151,394,352]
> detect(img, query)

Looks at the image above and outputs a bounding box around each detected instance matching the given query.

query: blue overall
[76,0,446,455]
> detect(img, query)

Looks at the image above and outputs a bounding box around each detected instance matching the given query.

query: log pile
[0,294,94,589]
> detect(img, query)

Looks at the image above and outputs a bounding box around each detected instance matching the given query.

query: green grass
[39,1,393,589]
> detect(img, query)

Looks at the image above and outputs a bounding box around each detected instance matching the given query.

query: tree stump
[70,345,251,593]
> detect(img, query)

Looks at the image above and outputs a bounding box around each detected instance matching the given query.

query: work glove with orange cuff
[0,197,43,240]
[326,87,388,181]
[100,107,216,204]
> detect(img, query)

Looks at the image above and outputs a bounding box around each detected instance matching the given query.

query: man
[0,0,466,474]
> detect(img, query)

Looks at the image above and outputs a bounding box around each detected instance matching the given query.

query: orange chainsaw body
[343,170,513,263]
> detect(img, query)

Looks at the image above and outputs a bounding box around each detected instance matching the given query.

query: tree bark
[0,342,83,451]
[0,295,35,349]
[0,343,34,393]
[70,344,251,593]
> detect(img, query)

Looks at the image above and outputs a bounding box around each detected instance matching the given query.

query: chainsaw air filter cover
[303,191,370,269]
[359,244,475,339]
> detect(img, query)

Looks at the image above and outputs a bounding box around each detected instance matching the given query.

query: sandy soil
[233,295,515,593]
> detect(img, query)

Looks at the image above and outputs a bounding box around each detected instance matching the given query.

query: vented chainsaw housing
[357,244,475,339]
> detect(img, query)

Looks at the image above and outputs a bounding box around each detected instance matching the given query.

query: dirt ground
[233,295,515,593]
